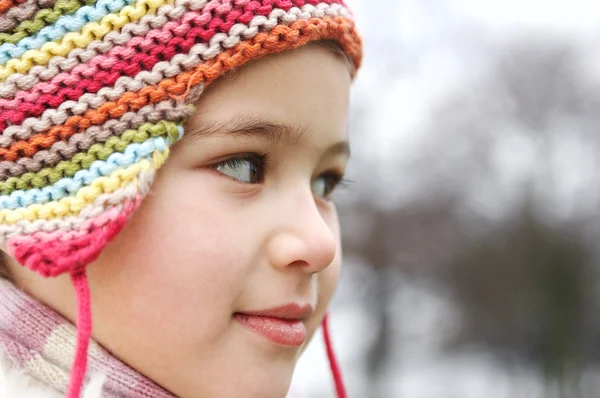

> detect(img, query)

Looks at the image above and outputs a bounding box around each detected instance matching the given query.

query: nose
[266,191,338,274]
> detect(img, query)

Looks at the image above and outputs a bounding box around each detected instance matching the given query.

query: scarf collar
[0,277,175,398]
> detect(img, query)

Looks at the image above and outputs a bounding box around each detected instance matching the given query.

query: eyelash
[215,153,270,183]
[316,171,348,198]
[212,153,348,199]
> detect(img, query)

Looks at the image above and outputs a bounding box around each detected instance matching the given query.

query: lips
[234,303,313,347]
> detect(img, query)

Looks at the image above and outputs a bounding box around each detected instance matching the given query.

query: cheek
[317,252,342,305]
[319,209,342,301]
[303,244,342,346]
[90,171,253,345]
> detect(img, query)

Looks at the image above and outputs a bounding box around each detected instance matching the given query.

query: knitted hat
[0,0,362,396]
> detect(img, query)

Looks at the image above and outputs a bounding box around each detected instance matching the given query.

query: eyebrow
[180,114,351,158]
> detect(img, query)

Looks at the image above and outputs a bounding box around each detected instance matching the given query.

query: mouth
[234,303,313,347]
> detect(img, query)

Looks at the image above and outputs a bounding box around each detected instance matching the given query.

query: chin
[172,362,295,398]
[237,364,295,398]
[244,381,293,398]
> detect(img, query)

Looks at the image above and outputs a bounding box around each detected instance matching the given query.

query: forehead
[185,44,352,144]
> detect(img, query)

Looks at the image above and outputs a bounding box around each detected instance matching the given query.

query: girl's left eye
[312,172,344,199]
[214,154,265,184]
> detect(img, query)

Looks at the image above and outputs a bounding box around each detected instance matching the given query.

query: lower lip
[234,313,307,347]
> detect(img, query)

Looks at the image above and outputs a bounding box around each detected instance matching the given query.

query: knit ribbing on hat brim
[0,0,347,130]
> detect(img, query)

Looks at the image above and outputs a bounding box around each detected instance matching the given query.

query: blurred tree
[338,201,395,398]
[340,34,600,398]
[339,197,461,398]
[410,36,600,397]
[444,202,594,398]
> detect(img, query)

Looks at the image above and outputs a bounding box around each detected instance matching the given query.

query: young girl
[0,1,362,397]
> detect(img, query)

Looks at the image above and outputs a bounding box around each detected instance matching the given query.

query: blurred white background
[290,1,600,397]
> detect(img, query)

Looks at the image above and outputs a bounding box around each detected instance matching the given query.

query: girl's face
[6,43,351,398]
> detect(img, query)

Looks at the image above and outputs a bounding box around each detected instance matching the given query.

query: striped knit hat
[0,0,362,396]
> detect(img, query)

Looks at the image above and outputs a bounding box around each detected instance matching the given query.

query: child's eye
[214,154,265,184]
[213,155,344,199]
[311,172,345,199]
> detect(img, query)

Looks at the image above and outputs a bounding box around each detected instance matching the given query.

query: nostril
[289,260,310,268]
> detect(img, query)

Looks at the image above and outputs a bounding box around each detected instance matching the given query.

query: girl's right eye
[213,154,266,184]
